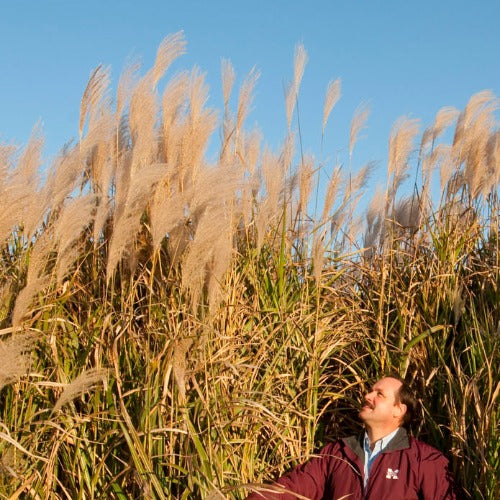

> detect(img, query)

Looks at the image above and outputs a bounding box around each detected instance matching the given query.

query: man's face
[359,377,405,428]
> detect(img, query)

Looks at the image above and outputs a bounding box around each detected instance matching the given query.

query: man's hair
[394,380,419,428]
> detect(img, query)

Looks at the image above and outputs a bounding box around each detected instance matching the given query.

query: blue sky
[1,0,499,195]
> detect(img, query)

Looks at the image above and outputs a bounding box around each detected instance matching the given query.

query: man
[246,376,456,499]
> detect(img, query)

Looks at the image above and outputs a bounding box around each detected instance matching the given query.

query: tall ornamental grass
[0,33,498,498]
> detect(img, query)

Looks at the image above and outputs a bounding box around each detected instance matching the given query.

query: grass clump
[0,33,498,498]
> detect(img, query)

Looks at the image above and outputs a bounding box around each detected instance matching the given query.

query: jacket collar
[342,427,410,463]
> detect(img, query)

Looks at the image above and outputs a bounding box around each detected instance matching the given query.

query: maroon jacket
[246,428,457,499]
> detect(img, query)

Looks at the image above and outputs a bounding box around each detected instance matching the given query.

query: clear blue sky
[1,0,499,192]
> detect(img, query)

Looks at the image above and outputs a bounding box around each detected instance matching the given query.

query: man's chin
[358,408,370,420]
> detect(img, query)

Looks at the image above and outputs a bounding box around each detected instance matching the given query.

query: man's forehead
[371,377,403,392]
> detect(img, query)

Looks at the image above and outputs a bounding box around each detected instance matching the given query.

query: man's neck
[365,425,401,449]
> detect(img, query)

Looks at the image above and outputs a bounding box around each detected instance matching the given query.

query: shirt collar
[363,427,400,454]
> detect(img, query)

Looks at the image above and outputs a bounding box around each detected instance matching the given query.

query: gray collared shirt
[363,428,399,487]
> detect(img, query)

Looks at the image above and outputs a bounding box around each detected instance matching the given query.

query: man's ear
[394,402,407,422]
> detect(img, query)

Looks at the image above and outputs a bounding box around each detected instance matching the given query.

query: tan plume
[286,44,308,130]
[235,67,260,149]
[79,65,111,140]
[298,155,314,216]
[151,31,186,89]
[321,166,342,223]
[53,368,108,412]
[322,79,341,136]
[0,332,38,390]
[388,116,420,195]
[221,58,235,109]
[433,106,459,142]
[349,103,370,159]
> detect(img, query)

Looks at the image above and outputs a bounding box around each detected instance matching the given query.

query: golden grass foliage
[0,34,498,498]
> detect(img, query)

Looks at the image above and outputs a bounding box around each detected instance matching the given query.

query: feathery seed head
[53,368,108,412]
[151,31,187,90]
[349,103,370,159]
[221,58,235,109]
[0,332,38,390]
[322,78,341,136]
[285,43,308,130]
[388,116,420,194]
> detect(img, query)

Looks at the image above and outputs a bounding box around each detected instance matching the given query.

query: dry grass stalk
[53,367,108,412]
[322,79,341,136]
